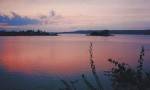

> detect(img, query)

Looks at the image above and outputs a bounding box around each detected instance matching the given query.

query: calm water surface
[0,34,150,90]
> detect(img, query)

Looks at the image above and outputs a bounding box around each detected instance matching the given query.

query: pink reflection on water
[0,36,89,75]
[0,35,150,75]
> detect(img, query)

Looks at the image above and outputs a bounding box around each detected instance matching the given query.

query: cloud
[0,12,40,26]
[39,10,64,25]
[0,11,70,31]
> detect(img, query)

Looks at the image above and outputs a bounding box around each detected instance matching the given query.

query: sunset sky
[0,0,150,32]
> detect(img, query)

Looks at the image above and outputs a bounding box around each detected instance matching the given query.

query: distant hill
[61,30,150,35]
[87,30,112,36]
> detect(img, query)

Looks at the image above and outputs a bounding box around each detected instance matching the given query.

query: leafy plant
[105,46,150,90]
[60,43,150,90]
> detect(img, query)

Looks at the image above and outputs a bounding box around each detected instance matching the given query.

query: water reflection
[0,34,150,76]
[0,34,150,90]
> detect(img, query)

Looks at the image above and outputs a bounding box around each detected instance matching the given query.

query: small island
[87,30,112,36]
[0,30,58,36]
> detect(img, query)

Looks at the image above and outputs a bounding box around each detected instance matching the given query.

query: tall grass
[60,42,104,90]
[60,43,150,90]
[82,42,103,90]
[105,46,150,90]
[59,79,79,90]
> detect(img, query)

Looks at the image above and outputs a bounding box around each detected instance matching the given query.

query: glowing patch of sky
[0,0,150,31]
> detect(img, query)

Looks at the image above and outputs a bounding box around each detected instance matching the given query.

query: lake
[0,34,150,90]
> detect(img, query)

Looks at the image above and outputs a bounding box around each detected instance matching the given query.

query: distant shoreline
[0,30,58,36]
[60,30,150,35]
[0,30,150,36]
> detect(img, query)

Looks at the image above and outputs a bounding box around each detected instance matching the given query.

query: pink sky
[0,0,150,31]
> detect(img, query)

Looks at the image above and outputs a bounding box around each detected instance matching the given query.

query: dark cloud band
[0,12,40,26]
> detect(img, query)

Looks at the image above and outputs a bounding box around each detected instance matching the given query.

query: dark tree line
[0,30,58,36]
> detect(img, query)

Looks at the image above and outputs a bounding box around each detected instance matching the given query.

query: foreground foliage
[60,44,150,90]
[105,46,150,90]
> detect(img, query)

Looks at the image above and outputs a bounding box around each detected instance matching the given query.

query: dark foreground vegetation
[60,43,150,90]
[0,30,58,36]
[105,46,150,90]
